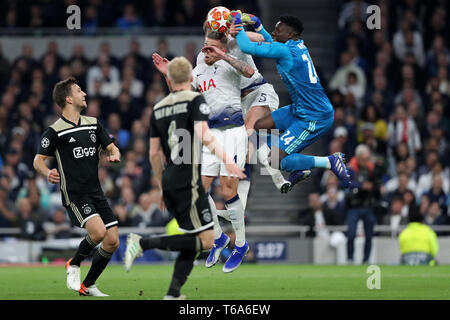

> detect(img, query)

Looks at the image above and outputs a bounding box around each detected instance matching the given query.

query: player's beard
[204,57,216,65]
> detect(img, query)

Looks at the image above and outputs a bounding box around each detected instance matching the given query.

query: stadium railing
[2,225,450,239]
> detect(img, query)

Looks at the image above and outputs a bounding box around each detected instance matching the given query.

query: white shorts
[241,83,279,117]
[201,125,248,177]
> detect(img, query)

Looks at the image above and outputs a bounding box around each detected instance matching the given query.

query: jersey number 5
[301,53,318,84]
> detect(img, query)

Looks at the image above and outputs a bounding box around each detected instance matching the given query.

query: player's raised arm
[231,12,273,43]
[201,44,254,78]
[236,28,289,59]
[152,53,174,92]
[227,19,264,42]
[233,13,292,68]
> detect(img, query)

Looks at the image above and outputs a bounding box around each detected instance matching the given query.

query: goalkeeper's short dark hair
[279,15,304,36]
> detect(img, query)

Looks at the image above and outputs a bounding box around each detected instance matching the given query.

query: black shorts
[163,185,213,234]
[64,190,118,229]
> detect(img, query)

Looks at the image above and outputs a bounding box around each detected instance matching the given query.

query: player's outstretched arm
[152,53,174,92]
[201,45,254,78]
[33,154,60,184]
[194,121,246,179]
[236,28,290,60]
[241,13,273,43]
[228,19,264,42]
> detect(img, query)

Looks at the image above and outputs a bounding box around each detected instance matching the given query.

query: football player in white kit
[152,29,253,272]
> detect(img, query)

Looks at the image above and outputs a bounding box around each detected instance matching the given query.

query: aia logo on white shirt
[197,79,216,93]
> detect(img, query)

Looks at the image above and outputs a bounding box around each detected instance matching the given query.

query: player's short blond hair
[167,56,192,84]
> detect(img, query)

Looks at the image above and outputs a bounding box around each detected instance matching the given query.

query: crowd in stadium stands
[301,0,450,238]
[0,0,449,242]
[0,0,260,33]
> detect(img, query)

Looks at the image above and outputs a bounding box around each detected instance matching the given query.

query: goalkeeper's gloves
[244,13,262,31]
[227,10,243,25]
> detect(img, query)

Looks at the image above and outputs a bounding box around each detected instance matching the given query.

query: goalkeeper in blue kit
[232,12,351,188]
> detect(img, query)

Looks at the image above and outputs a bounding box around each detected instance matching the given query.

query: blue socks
[280,154,330,172]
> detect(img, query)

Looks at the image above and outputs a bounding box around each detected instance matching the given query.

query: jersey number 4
[301,52,318,84]
[168,120,179,161]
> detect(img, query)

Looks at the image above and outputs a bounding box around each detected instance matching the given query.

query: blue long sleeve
[236,29,292,70]
[258,26,273,43]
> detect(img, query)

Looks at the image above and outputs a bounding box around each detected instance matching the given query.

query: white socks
[257,144,288,190]
[225,195,246,247]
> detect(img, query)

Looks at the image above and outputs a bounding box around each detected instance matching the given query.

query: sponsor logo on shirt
[73,146,96,159]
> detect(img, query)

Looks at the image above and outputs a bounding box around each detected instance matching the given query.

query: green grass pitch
[0,263,449,300]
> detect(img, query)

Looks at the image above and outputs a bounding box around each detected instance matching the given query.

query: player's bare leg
[254,114,311,191]
[245,106,292,193]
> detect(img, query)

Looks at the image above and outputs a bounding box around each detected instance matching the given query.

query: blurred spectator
[0,185,16,227]
[339,71,365,109]
[173,0,204,26]
[399,211,439,265]
[426,34,450,78]
[346,144,378,264]
[423,174,448,215]
[0,44,11,85]
[424,201,447,227]
[384,170,416,200]
[86,53,121,99]
[403,189,418,218]
[98,167,117,199]
[116,4,143,32]
[69,43,90,68]
[17,197,45,240]
[145,0,171,27]
[125,39,149,81]
[107,112,130,150]
[82,5,99,35]
[415,161,449,200]
[329,51,366,97]
[382,196,408,234]
[333,126,354,160]
[155,38,175,62]
[387,104,422,160]
[298,192,328,237]
[114,89,142,129]
[119,186,140,222]
[42,207,72,239]
[393,20,426,68]
[321,183,346,226]
[16,174,51,221]
[337,0,369,30]
[185,41,198,67]
[113,203,134,227]
[135,190,169,227]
